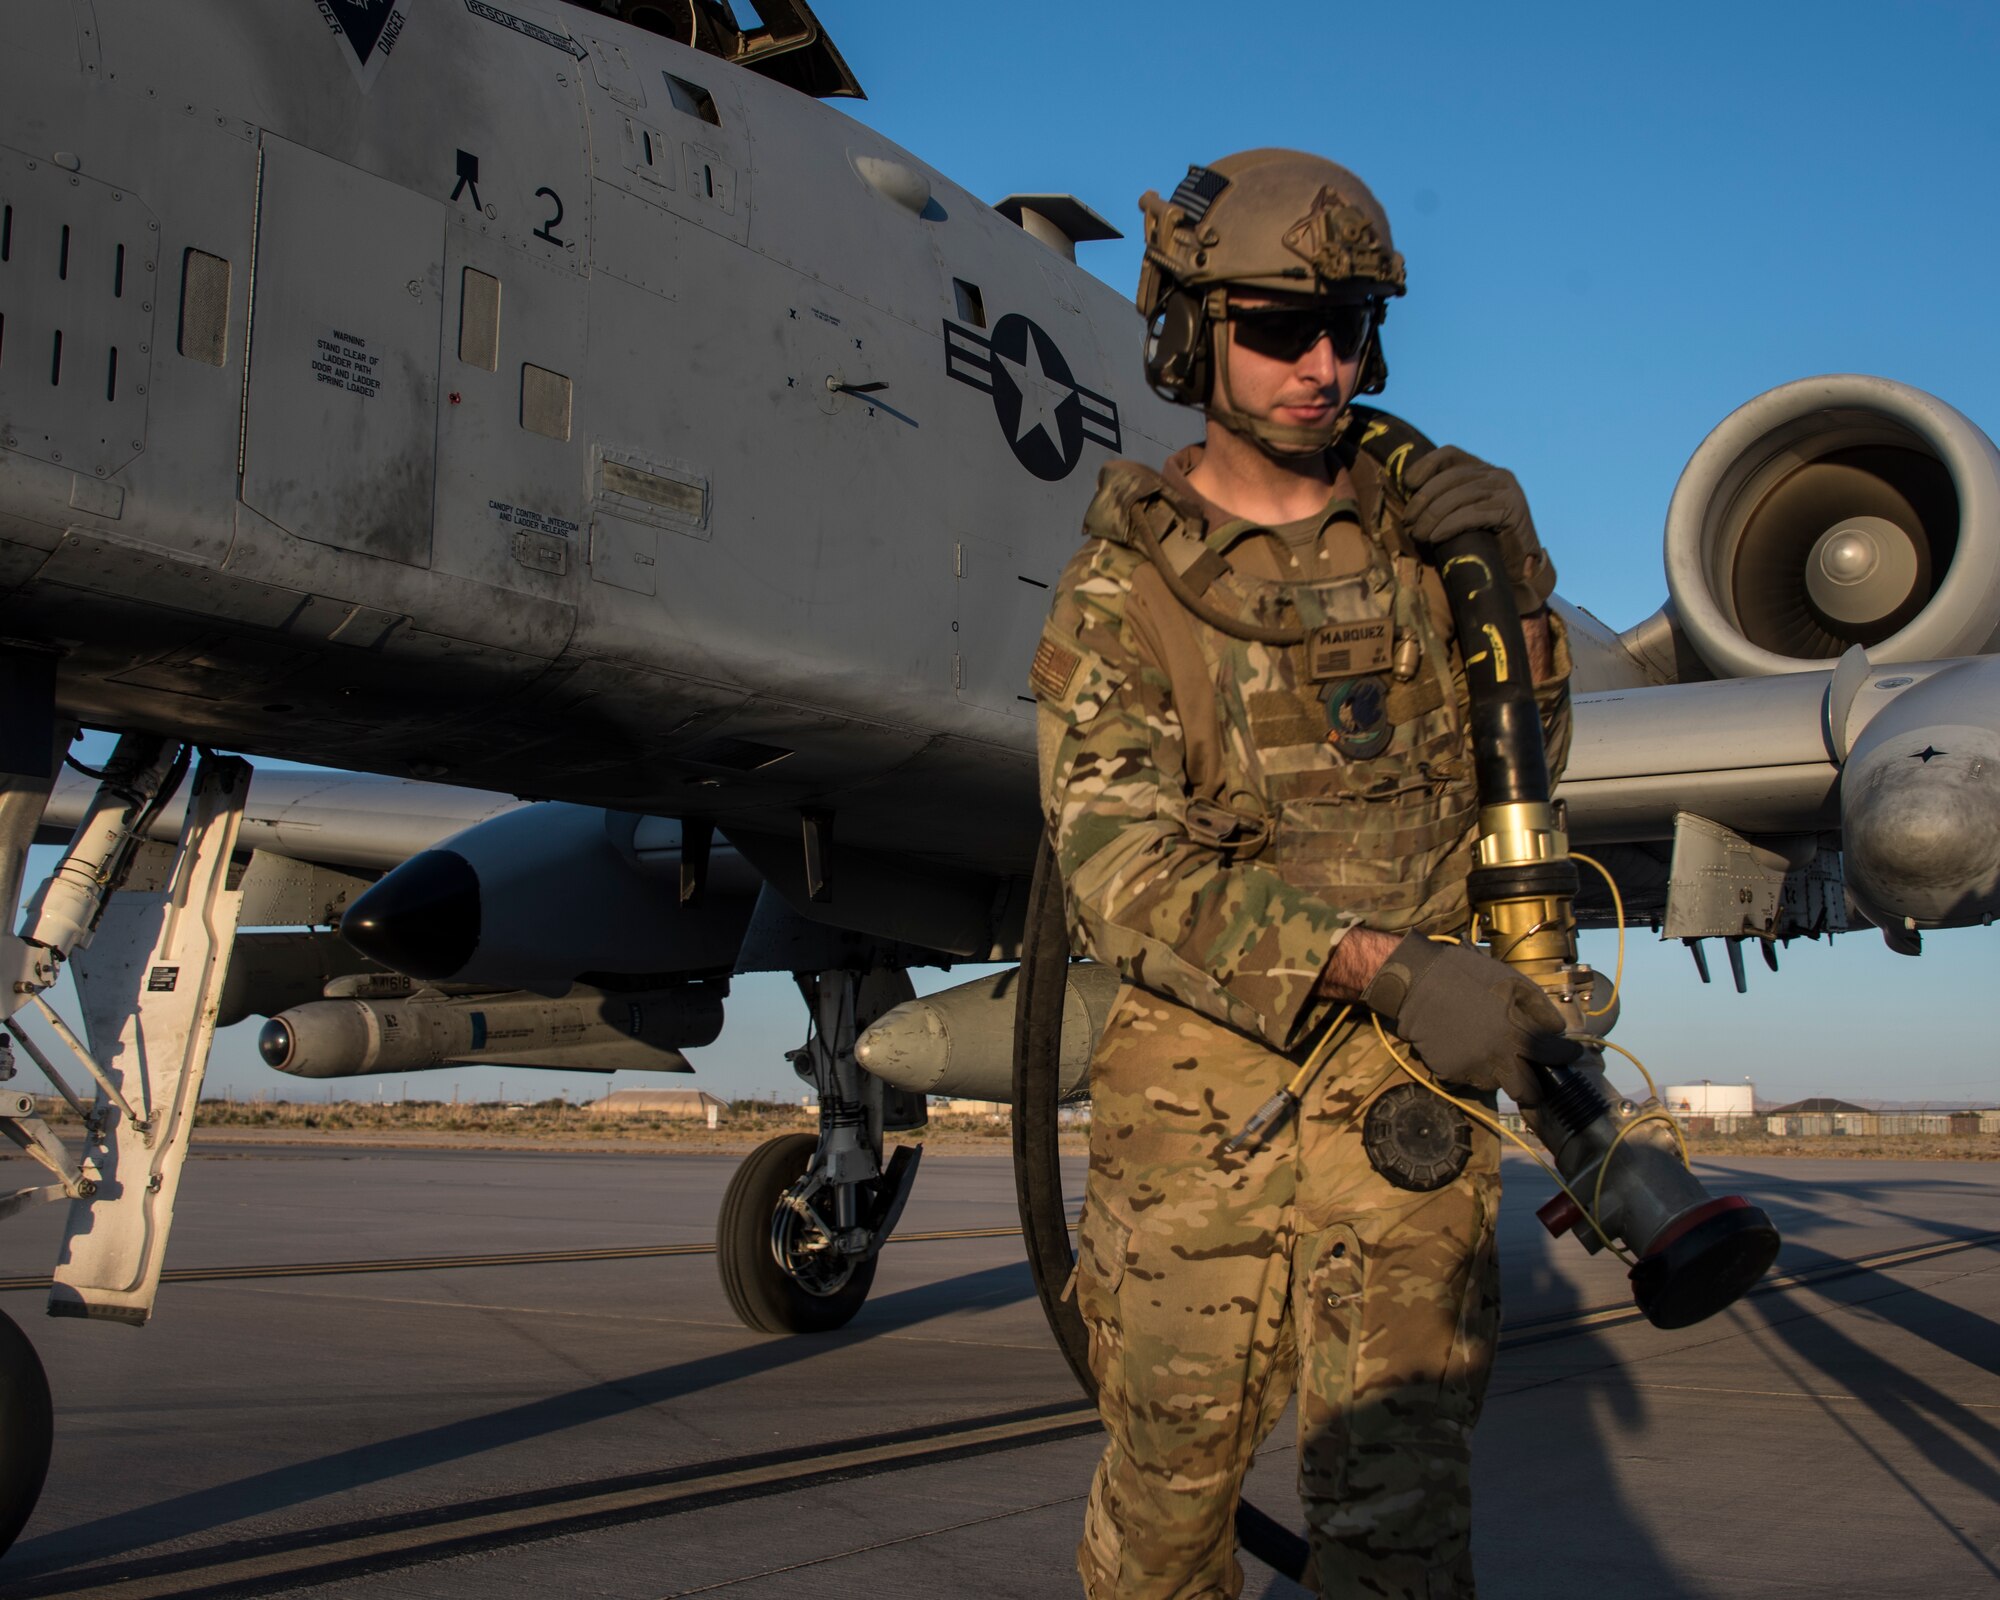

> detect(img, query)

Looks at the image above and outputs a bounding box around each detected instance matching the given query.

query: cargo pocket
[1438,1183,1501,1430]
[1296,1222,1365,1504]
[1075,1185,1133,1402]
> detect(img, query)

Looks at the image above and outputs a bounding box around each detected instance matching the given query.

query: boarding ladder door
[49,757,249,1323]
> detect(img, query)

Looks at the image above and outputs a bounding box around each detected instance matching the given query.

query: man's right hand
[1361,933,1581,1103]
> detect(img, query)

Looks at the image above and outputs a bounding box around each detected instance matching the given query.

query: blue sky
[16,2,2000,1108]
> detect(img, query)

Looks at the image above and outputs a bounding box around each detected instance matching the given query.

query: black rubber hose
[1430,528,1549,808]
[1010,831,1092,1394]
[1011,831,1312,1583]
[1343,406,1550,811]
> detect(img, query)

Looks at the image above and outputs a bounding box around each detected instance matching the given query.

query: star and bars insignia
[945,313,1121,482]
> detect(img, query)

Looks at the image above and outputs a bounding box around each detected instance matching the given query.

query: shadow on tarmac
[1741,1242,2000,1585]
[1473,1164,2000,1599]
[9,1258,1039,1576]
[1471,1243,1696,1600]
[16,1163,1995,1593]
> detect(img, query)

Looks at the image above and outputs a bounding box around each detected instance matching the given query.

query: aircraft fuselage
[0,0,1190,879]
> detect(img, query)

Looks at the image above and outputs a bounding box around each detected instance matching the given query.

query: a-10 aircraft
[2,0,1999,1556]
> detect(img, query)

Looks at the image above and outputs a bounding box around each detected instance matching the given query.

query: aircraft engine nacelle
[339,804,760,991]
[1664,375,2000,679]
[258,982,724,1079]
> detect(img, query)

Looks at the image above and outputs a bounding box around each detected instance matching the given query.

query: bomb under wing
[258,979,725,1079]
[854,964,1120,1101]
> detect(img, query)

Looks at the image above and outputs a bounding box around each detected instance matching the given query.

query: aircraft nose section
[1843,665,2000,927]
[340,849,481,978]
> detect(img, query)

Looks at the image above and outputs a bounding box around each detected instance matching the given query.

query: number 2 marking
[534,186,565,245]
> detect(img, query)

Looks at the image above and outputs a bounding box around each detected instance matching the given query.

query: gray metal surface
[0,1145,1991,1597]
[41,769,524,874]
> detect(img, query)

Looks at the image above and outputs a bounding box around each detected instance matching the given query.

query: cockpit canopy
[572,0,865,99]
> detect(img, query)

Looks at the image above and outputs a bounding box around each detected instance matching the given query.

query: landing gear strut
[716,968,927,1334]
[0,732,250,1555]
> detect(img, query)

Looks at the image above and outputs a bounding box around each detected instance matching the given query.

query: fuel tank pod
[1840,655,2000,930]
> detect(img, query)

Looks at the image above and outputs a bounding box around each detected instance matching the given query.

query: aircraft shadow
[1738,1240,2000,1581]
[9,1257,1041,1575]
[1465,1248,1698,1600]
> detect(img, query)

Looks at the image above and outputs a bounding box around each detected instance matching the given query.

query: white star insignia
[995,338,1074,450]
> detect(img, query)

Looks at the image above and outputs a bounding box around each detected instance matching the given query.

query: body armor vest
[1085,425,1479,937]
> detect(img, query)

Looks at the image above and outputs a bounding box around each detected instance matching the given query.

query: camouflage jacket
[1033,437,1572,1054]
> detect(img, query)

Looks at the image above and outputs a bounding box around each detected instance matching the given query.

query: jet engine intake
[1663,376,2000,679]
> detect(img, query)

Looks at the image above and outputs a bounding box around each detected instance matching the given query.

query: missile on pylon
[854,964,1120,1102]
[258,979,725,1078]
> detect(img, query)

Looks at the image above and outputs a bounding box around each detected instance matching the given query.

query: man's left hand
[1402,446,1557,614]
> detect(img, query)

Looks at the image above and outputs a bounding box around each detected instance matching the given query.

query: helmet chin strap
[1205,322,1367,460]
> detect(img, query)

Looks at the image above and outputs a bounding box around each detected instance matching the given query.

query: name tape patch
[1307,618,1393,681]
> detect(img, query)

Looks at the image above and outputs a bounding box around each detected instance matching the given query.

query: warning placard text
[311,329,382,399]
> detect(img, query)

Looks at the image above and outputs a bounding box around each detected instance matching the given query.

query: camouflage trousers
[1074,985,1502,1600]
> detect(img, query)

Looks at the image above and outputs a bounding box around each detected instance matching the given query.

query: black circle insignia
[986,313,1084,481]
[1325,674,1392,758]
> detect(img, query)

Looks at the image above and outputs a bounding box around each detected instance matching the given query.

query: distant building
[1663,1083,1755,1119]
[597,1089,728,1118]
[932,1097,1009,1118]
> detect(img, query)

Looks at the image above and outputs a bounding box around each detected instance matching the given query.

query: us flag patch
[1031,637,1082,701]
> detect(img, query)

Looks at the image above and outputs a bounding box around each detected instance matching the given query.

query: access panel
[241,137,444,567]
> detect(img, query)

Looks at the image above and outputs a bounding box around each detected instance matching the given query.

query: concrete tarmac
[0,1143,1993,1598]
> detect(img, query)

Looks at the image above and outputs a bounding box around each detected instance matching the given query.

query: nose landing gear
[715,968,926,1334]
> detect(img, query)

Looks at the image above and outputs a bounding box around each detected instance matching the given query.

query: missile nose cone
[1845,742,2000,925]
[258,1017,294,1070]
[340,849,481,978]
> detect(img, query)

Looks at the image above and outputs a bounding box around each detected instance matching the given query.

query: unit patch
[1307,618,1392,680]
[1325,675,1392,758]
[945,314,1120,482]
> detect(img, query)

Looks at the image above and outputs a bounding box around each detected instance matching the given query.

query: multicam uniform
[1033,427,1571,1600]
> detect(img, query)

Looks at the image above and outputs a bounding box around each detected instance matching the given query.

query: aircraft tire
[717,1132,877,1335]
[0,1304,52,1556]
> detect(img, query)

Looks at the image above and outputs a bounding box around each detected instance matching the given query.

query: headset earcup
[1358,332,1389,396]
[1358,303,1390,395]
[1146,290,1209,403]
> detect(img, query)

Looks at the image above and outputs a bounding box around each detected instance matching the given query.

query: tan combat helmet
[1138,149,1406,457]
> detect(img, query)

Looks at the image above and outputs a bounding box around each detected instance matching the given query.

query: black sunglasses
[1224,302,1378,364]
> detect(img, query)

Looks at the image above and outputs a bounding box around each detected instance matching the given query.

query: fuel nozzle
[1525,1050,1780,1329]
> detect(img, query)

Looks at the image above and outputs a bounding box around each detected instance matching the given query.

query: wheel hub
[770,1186,858,1298]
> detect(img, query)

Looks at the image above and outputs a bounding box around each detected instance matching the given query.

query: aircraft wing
[39,768,527,872]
